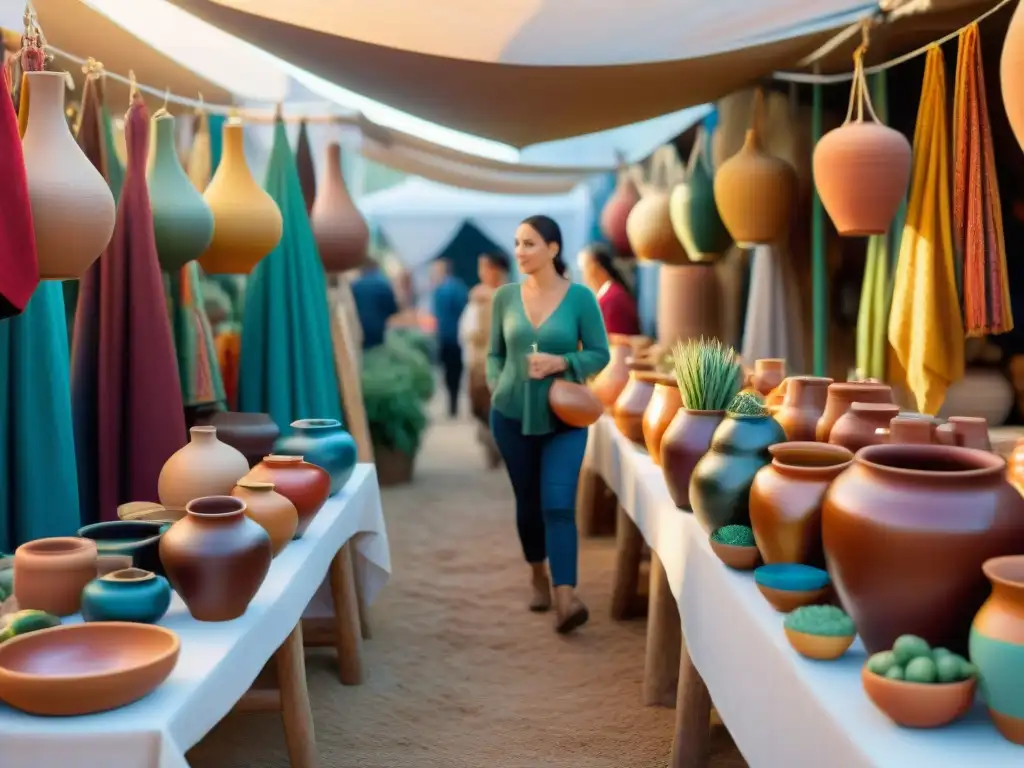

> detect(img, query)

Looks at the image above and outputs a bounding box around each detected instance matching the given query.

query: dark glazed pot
[774,376,832,441]
[275,418,358,495]
[158,495,273,622]
[77,520,169,577]
[823,444,1024,654]
[749,442,853,567]
[688,413,787,533]
[660,409,725,508]
[195,411,280,468]
[80,567,172,624]
[816,381,893,442]
[613,371,658,447]
[829,402,900,453]
[642,374,681,466]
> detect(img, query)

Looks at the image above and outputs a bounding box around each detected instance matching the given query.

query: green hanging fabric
[165,263,226,409]
[238,119,343,430]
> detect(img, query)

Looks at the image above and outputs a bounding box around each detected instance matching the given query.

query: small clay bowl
[784,628,855,660]
[861,667,977,728]
[754,564,831,613]
[0,622,180,716]
[709,538,760,570]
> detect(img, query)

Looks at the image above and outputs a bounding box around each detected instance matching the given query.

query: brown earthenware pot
[157,426,250,511]
[936,416,991,452]
[245,455,331,537]
[613,371,658,447]
[773,376,832,441]
[829,402,900,453]
[749,442,853,567]
[13,538,99,616]
[194,411,280,468]
[642,374,681,465]
[822,444,1024,654]
[816,381,894,442]
[590,335,633,409]
[879,415,935,445]
[660,409,725,508]
[158,495,273,622]
[751,359,785,396]
[230,481,299,557]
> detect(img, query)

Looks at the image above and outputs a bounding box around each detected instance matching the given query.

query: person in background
[488,215,610,633]
[350,260,399,349]
[431,258,470,418]
[577,242,641,336]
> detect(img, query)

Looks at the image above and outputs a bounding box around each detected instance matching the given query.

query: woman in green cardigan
[487,215,610,633]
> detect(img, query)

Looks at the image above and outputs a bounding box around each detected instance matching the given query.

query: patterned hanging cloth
[888,47,964,415]
[953,23,1013,336]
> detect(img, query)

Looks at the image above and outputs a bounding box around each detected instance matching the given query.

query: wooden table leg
[670,632,711,768]
[576,460,601,538]
[610,505,644,620]
[277,622,319,768]
[353,563,372,640]
[329,541,364,685]
[643,551,681,707]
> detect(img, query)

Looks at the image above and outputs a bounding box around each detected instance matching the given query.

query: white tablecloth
[0,464,390,768]
[589,416,1023,767]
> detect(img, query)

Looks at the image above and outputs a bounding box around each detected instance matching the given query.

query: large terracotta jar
[774,376,832,441]
[656,263,722,348]
[970,556,1024,745]
[749,442,853,567]
[613,371,658,446]
[231,480,299,556]
[199,118,283,275]
[194,411,280,468]
[13,537,98,616]
[660,409,725,509]
[816,381,894,442]
[1001,1,1024,154]
[829,402,900,453]
[22,70,115,280]
[751,359,785,396]
[590,334,633,409]
[689,412,787,533]
[600,165,640,257]
[823,444,1024,654]
[642,374,681,465]
[159,495,273,621]
[157,426,250,510]
[310,142,369,273]
[245,455,331,537]
[275,418,358,496]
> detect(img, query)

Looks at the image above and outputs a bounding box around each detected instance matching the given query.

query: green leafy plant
[727,390,768,416]
[671,337,743,411]
[362,346,428,456]
[382,328,436,402]
[784,605,856,637]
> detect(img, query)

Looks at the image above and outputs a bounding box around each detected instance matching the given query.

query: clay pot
[879,415,935,445]
[275,418,358,496]
[159,495,273,622]
[660,409,725,508]
[668,148,731,263]
[861,668,976,729]
[76,520,168,577]
[245,455,331,537]
[599,167,640,257]
[785,629,854,660]
[970,556,1024,744]
[626,189,689,265]
[231,480,299,557]
[751,359,785,396]
[829,402,900,453]
[590,336,633,409]
[656,263,722,348]
[749,442,853,567]
[157,426,250,511]
[549,380,603,428]
[199,119,283,274]
[1001,1,1024,155]
[22,71,116,280]
[613,371,658,446]
[13,538,98,616]
[310,142,369,273]
[80,568,172,624]
[774,376,832,441]
[689,413,787,533]
[642,374,681,465]
[936,367,1015,425]
[709,539,760,570]
[935,416,991,452]
[147,111,214,271]
[816,381,894,442]
[823,444,1024,654]
[194,411,280,468]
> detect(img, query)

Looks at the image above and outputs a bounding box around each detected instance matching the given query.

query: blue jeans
[490,409,589,587]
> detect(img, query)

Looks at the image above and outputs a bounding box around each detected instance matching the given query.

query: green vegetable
[905,656,938,683]
[931,647,952,660]
[710,525,755,547]
[727,390,768,416]
[867,651,898,676]
[0,610,61,643]
[884,665,905,680]
[936,654,963,683]
[893,634,931,665]
[670,337,743,411]
[784,605,856,637]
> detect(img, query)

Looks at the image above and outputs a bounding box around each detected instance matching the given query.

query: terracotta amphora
[660,409,725,509]
[829,402,900,453]
[642,374,681,465]
[816,381,894,442]
[773,376,832,441]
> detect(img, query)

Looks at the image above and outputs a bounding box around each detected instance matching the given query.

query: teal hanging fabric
[238,119,343,430]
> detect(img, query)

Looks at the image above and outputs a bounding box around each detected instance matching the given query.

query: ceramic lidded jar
[159,495,273,622]
[246,455,331,537]
[310,142,370,273]
[590,334,633,409]
[157,426,250,511]
[642,374,682,466]
[749,442,853,567]
[823,444,1024,654]
[275,419,358,496]
[81,567,172,624]
[660,409,725,509]
[22,70,116,280]
[13,537,98,616]
[199,118,283,275]
[829,402,900,453]
[774,376,832,441]
[613,371,658,446]
[816,381,894,442]
[231,480,299,556]
[195,411,280,468]
[599,163,640,257]
[146,111,215,271]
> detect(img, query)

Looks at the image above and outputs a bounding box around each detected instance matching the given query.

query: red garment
[598,281,641,336]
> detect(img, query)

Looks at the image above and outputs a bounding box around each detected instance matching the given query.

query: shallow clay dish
[784,628,855,660]
[861,667,976,728]
[754,563,832,612]
[758,585,830,612]
[0,622,179,716]
[709,539,760,570]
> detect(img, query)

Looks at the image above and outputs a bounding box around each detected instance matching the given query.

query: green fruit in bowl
[867,651,897,676]
[884,666,905,680]
[905,656,938,683]
[893,634,931,665]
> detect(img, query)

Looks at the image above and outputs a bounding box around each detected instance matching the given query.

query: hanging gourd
[669,125,732,262]
[813,43,911,236]
[626,146,689,264]
[147,110,215,271]
[199,114,283,275]
[599,152,640,257]
[310,141,370,273]
[713,89,797,248]
[1002,1,1024,153]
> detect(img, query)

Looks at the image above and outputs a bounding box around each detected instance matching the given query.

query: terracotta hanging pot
[829,402,900,453]
[660,409,725,508]
[642,373,682,465]
[310,142,370,273]
[813,51,911,236]
[613,370,658,446]
[713,89,797,248]
[21,71,115,280]
[816,381,894,442]
[147,111,215,271]
[157,426,250,511]
[774,376,832,441]
[1001,1,1024,154]
[626,147,689,265]
[199,118,283,274]
[669,127,731,263]
[599,158,640,257]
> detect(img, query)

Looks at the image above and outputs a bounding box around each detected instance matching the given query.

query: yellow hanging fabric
[888,46,964,415]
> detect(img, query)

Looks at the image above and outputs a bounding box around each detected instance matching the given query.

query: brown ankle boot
[553,585,589,633]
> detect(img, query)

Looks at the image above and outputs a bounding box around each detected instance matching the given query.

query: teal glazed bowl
[81,568,172,624]
[754,563,832,613]
[275,418,357,496]
[77,520,169,576]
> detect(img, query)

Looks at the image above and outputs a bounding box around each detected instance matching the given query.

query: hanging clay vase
[147,111,215,271]
[590,334,633,409]
[626,149,689,265]
[669,128,731,263]
[599,160,640,257]
[774,376,832,441]
[157,426,250,511]
[713,90,797,248]
[21,71,115,280]
[1001,2,1024,154]
[310,142,369,273]
[642,374,682,466]
[613,371,658,446]
[751,359,785,396]
[816,381,894,442]
[660,409,725,508]
[245,455,331,537]
[829,402,900,453]
[199,118,283,274]
[231,480,299,556]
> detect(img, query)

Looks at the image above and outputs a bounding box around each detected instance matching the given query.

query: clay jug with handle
[311,142,370,273]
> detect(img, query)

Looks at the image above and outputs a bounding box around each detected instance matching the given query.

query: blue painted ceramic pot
[275,418,357,495]
[81,567,172,624]
[77,520,169,576]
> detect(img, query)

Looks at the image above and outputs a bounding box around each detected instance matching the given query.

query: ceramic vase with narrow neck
[590,336,633,409]
[22,70,116,280]
[275,419,358,496]
[245,455,331,537]
[310,142,369,273]
[157,426,250,511]
[231,480,298,556]
[600,169,640,257]
[626,188,688,265]
[613,371,658,446]
[642,374,682,465]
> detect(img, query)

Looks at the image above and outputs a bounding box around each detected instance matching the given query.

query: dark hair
[520,215,567,277]
[479,251,511,274]
[583,242,630,293]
